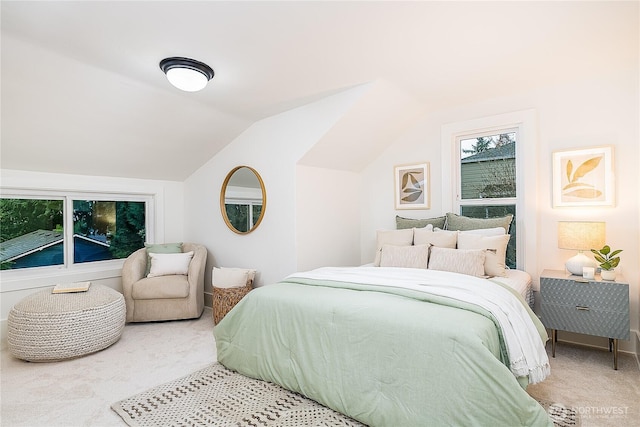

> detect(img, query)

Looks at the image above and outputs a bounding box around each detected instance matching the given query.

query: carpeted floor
[2,308,639,426]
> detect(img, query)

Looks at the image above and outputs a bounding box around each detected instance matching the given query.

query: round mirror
[220,166,266,234]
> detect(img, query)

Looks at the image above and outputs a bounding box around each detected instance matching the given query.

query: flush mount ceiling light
[159,57,214,92]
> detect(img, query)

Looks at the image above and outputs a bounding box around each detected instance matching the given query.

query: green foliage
[109,201,146,259]
[0,199,63,242]
[226,204,249,232]
[590,245,622,271]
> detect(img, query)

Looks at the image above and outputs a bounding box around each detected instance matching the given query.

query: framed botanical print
[394,162,430,210]
[552,146,614,207]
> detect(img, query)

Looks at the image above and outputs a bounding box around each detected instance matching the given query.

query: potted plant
[590,245,622,281]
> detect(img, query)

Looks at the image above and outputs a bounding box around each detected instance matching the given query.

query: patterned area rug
[112,363,364,426]
[112,363,578,427]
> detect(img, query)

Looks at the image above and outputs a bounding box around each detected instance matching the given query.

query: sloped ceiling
[1,1,636,180]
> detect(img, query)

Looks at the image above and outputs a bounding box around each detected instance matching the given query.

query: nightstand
[540,269,629,370]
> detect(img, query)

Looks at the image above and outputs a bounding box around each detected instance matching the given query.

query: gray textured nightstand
[540,269,630,369]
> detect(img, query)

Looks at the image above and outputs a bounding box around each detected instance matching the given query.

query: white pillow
[374,228,414,266]
[379,244,430,269]
[457,233,511,277]
[427,247,486,277]
[414,227,458,248]
[147,251,194,278]
[460,227,506,236]
[213,267,256,288]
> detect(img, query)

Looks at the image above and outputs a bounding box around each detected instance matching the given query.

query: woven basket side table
[212,283,252,325]
[7,284,126,362]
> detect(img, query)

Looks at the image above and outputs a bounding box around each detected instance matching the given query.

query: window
[224,199,263,233]
[441,110,537,272]
[1,194,150,271]
[458,131,517,268]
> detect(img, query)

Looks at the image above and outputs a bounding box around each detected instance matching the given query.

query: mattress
[493,268,534,308]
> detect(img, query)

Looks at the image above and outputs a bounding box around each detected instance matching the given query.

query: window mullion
[64,197,74,268]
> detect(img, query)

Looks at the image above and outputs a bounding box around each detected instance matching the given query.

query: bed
[214,266,552,426]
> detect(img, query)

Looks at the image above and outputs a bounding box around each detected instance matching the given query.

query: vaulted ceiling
[1,1,635,180]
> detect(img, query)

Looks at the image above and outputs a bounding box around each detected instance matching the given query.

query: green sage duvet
[215,267,552,427]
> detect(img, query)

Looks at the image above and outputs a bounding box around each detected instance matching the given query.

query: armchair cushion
[131,275,190,299]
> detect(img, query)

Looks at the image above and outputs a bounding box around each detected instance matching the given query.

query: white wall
[359,69,639,353]
[296,165,361,271]
[182,86,366,304]
[0,170,184,347]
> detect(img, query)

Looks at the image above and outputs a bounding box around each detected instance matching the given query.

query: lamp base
[565,252,597,276]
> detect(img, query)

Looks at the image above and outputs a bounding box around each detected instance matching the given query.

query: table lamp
[558,221,606,276]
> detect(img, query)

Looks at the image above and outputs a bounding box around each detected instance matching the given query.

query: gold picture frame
[394,163,430,210]
[552,146,614,207]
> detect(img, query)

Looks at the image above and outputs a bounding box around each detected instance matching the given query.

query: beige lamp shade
[558,221,606,275]
[558,221,606,250]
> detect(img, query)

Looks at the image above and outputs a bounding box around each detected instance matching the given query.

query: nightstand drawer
[540,279,628,312]
[541,303,630,340]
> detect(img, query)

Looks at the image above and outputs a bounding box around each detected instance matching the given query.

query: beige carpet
[2,309,639,426]
[527,341,640,427]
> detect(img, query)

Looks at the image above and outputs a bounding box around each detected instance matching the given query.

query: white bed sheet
[492,269,532,298]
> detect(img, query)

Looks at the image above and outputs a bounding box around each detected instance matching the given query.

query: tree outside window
[459,132,517,268]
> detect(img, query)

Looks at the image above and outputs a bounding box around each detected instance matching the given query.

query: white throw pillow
[147,251,194,278]
[374,228,414,266]
[457,233,511,277]
[459,227,506,236]
[379,244,430,269]
[414,227,458,248]
[427,247,486,277]
[213,267,256,289]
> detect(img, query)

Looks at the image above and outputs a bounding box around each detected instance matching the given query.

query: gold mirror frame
[220,166,267,235]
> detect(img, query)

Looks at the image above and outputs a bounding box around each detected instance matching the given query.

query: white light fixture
[159,57,214,92]
[558,221,606,276]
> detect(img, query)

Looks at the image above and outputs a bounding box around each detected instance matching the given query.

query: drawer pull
[576,305,590,311]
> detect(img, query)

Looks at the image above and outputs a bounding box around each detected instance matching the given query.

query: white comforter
[288,266,550,384]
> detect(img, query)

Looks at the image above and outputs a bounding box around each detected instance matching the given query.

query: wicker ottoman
[7,284,126,362]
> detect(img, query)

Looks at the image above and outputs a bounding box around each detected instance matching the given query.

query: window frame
[0,188,155,281]
[441,110,538,273]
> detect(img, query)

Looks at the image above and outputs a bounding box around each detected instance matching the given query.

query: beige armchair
[122,243,206,322]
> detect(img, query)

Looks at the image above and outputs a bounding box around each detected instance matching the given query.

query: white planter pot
[600,269,616,281]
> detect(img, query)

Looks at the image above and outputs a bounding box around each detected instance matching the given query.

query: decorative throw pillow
[147,251,194,278]
[396,215,446,230]
[457,233,511,277]
[144,242,183,275]
[374,229,414,266]
[427,247,486,277]
[379,244,430,269]
[445,212,513,233]
[459,227,506,236]
[414,227,458,248]
[213,267,256,289]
